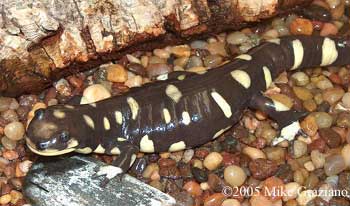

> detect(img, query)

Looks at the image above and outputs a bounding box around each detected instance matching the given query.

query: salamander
[25,35,350,181]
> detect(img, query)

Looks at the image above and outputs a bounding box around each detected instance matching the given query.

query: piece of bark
[0,0,311,97]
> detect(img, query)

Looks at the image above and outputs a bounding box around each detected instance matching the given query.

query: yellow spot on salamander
[140,135,155,153]
[127,97,139,120]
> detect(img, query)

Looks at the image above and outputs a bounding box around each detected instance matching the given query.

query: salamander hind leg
[249,93,308,145]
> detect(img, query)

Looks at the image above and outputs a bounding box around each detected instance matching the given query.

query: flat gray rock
[24,155,176,206]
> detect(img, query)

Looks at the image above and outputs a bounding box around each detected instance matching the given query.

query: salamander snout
[26,106,79,156]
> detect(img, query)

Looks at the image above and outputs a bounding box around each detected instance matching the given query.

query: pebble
[226,31,249,45]
[186,56,203,69]
[293,87,313,101]
[222,199,241,206]
[311,150,326,169]
[269,93,294,109]
[203,55,223,68]
[336,112,350,127]
[190,40,208,50]
[171,45,191,57]
[146,63,172,78]
[301,115,318,136]
[312,112,333,128]
[182,149,194,163]
[249,193,273,206]
[326,0,341,8]
[324,154,346,176]
[0,194,11,204]
[203,193,226,206]
[320,22,339,36]
[127,63,146,76]
[249,158,278,180]
[296,190,317,205]
[283,182,301,201]
[207,173,226,192]
[302,4,332,22]
[3,151,18,161]
[224,165,247,187]
[173,57,189,68]
[264,147,285,164]
[10,190,23,204]
[55,79,71,96]
[203,152,223,170]
[338,172,350,193]
[289,18,313,35]
[81,84,111,104]
[192,167,208,183]
[319,128,342,148]
[242,146,266,160]
[262,177,284,201]
[1,137,16,150]
[341,92,350,108]
[293,140,308,158]
[4,122,24,141]
[304,161,315,172]
[322,87,345,104]
[291,72,310,86]
[207,42,227,56]
[1,110,18,122]
[341,144,350,167]
[316,78,333,90]
[125,75,142,88]
[262,29,279,39]
[303,99,317,112]
[153,49,170,59]
[106,64,128,83]
[142,163,159,178]
[0,98,13,112]
[183,181,202,197]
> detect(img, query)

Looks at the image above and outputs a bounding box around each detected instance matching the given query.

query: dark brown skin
[26,36,350,179]
[0,0,312,97]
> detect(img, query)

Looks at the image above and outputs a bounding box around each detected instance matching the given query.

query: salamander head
[26,106,80,156]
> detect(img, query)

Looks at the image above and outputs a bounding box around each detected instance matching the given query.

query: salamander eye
[60,131,70,142]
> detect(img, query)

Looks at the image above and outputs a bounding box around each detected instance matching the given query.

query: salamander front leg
[95,143,139,187]
[249,94,308,144]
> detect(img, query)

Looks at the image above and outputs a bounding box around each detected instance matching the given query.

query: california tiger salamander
[25,35,349,181]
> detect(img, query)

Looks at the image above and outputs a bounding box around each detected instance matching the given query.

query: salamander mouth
[25,138,78,156]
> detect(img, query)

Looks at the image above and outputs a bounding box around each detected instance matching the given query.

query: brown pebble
[158,158,176,168]
[322,87,345,104]
[127,63,146,76]
[249,158,278,180]
[319,128,342,148]
[308,138,327,153]
[221,152,240,167]
[203,193,226,206]
[146,63,172,78]
[207,173,227,193]
[3,151,18,161]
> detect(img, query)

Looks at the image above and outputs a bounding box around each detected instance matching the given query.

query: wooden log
[0,0,311,97]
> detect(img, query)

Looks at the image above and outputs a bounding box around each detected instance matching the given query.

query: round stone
[203,152,223,170]
[4,122,25,141]
[81,84,111,104]
[224,165,247,187]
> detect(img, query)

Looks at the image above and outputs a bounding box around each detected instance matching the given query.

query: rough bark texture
[0,0,311,97]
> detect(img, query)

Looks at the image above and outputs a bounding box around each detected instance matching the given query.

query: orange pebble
[203,193,226,206]
[183,181,203,197]
[261,177,285,201]
[289,18,313,35]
